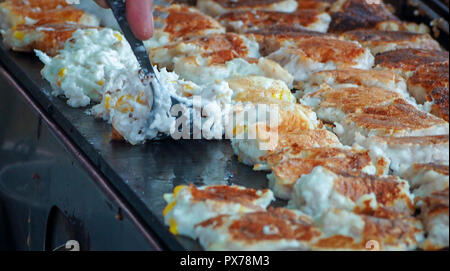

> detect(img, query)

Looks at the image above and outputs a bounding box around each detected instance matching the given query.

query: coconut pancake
[341,30,441,55]
[163,184,274,239]
[197,0,299,17]
[218,10,331,33]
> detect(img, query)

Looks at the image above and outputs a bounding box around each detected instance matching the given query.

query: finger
[126,0,154,40]
[94,0,109,8]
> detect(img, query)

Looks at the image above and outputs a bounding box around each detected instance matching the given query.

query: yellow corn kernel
[115,95,135,113]
[168,218,178,235]
[96,79,104,86]
[58,67,67,78]
[114,32,123,42]
[136,91,146,105]
[163,201,176,216]
[104,95,112,110]
[173,185,188,197]
[13,30,25,41]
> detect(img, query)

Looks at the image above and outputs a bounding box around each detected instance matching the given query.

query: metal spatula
[106,0,192,140]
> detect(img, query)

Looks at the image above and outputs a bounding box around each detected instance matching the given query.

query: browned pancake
[306,69,406,95]
[271,147,374,185]
[3,0,69,9]
[328,0,398,33]
[154,4,224,40]
[279,36,369,65]
[407,62,449,121]
[341,30,441,54]
[173,33,252,65]
[189,184,271,205]
[1,4,90,26]
[310,86,402,114]
[246,26,334,55]
[4,23,94,56]
[218,10,325,32]
[348,99,447,132]
[314,211,423,250]
[197,207,322,243]
[375,49,449,77]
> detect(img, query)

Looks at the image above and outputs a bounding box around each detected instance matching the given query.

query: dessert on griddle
[218,9,331,33]
[196,0,299,17]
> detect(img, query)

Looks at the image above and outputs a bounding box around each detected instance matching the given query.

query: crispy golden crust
[197,207,322,242]
[189,184,270,205]
[7,23,93,56]
[263,130,341,167]
[1,4,88,26]
[375,49,449,75]
[429,85,449,122]
[348,99,447,131]
[408,62,449,121]
[170,33,251,65]
[311,86,401,113]
[328,0,398,33]
[285,36,367,64]
[219,10,323,32]
[246,27,334,55]
[271,148,373,185]
[155,5,223,40]
[408,62,449,93]
[335,172,413,211]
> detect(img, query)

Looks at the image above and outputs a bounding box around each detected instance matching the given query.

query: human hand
[94,0,154,40]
